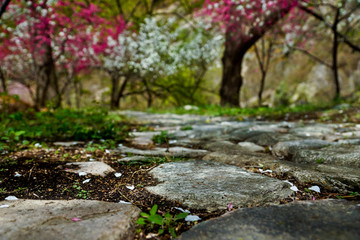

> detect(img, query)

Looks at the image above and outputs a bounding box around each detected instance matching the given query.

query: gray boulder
[178,200,360,240]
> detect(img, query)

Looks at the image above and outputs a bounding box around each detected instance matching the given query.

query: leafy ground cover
[0,108,130,153]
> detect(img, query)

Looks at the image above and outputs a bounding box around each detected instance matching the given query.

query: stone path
[1,111,360,239]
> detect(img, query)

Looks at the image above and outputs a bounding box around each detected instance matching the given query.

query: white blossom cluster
[102,17,224,79]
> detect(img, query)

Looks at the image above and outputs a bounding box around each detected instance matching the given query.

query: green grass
[0,107,130,153]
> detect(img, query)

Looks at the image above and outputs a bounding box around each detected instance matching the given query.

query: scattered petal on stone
[290,186,299,192]
[312,196,316,200]
[119,200,132,205]
[227,203,233,211]
[174,207,190,213]
[78,172,87,177]
[71,218,82,222]
[34,143,42,148]
[309,186,321,193]
[118,143,123,147]
[14,172,22,177]
[185,215,201,222]
[169,140,177,144]
[114,172,122,178]
[105,149,111,154]
[82,179,91,184]
[305,133,311,137]
[5,196,18,201]
[0,205,10,208]
[86,154,92,157]
[259,169,272,174]
[126,185,135,190]
[89,158,95,162]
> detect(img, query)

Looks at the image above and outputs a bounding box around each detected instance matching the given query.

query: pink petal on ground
[72,218,82,222]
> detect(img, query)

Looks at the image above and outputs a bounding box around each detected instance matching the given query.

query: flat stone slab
[146,161,292,211]
[0,200,141,240]
[131,131,160,146]
[65,161,115,177]
[178,200,360,240]
[118,145,208,158]
[53,141,85,147]
[292,145,360,168]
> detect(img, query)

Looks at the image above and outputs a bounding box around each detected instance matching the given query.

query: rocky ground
[1,110,360,239]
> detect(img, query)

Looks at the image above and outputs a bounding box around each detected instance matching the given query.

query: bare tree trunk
[332,9,340,100]
[220,36,245,107]
[0,67,7,93]
[35,45,60,109]
[110,73,120,109]
[0,0,10,18]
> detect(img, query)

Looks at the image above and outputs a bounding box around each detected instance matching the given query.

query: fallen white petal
[185,215,201,222]
[169,140,177,144]
[34,143,42,148]
[174,207,191,213]
[283,180,294,187]
[290,186,299,192]
[14,172,22,177]
[118,143,123,147]
[119,200,132,204]
[126,185,135,190]
[309,186,321,193]
[105,149,111,154]
[305,133,311,137]
[5,196,18,201]
[82,179,91,184]
[89,158,95,162]
[78,172,87,176]
[86,154,92,157]
[146,233,158,239]
[0,205,10,208]
[114,172,122,178]
[259,169,272,173]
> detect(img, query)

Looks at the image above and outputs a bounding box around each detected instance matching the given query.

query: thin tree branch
[0,0,10,19]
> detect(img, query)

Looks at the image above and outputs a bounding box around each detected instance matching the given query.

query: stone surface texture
[178,200,360,240]
[146,161,293,211]
[0,200,141,240]
[65,161,115,177]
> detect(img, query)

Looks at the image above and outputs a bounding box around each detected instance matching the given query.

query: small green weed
[0,188,6,193]
[136,204,188,237]
[350,192,358,197]
[152,131,170,144]
[72,183,90,199]
[180,125,193,131]
[316,158,324,164]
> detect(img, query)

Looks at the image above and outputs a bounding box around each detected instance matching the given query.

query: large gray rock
[203,152,277,168]
[146,161,292,211]
[272,140,335,157]
[265,160,360,193]
[229,130,279,146]
[178,200,360,240]
[292,145,360,168]
[0,200,141,240]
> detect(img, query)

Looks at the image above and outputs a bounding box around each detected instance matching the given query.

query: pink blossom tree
[202,0,299,106]
[0,0,112,109]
